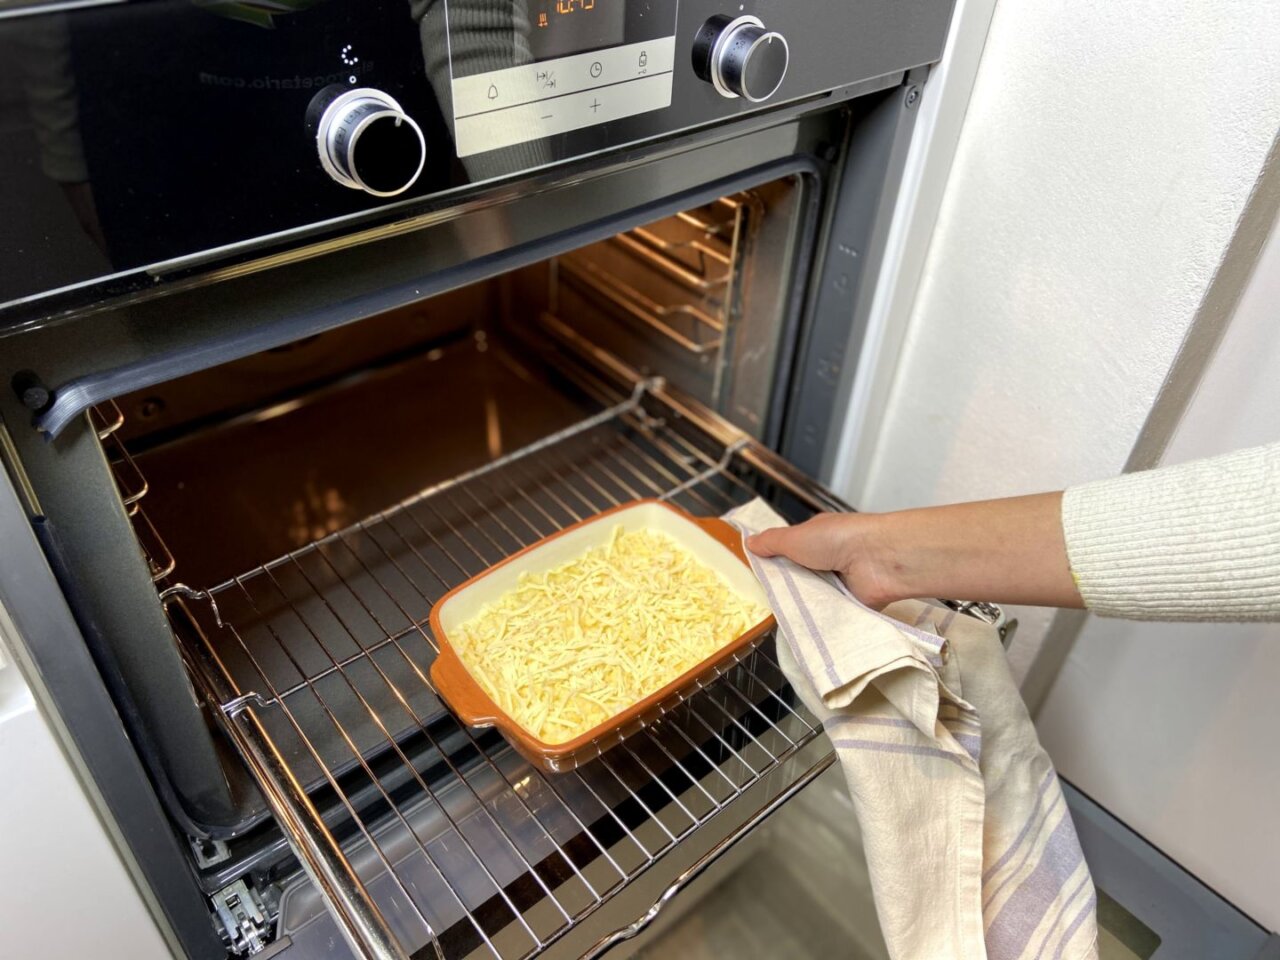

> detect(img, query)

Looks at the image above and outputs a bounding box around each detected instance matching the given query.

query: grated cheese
[454,526,767,745]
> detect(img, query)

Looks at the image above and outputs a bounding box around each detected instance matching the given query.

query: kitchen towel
[725,498,1098,960]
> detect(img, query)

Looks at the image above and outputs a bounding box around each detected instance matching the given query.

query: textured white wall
[844,0,1280,673]
[1036,223,1280,931]
[834,0,1280,927]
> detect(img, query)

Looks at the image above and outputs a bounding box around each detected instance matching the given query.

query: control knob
[693,15,790,103]
[310,86,425,197]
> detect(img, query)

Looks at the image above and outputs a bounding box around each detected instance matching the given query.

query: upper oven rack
[552,194,758,364]
[160,372,847,960]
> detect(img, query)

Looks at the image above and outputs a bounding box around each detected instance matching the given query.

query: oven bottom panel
[162,347,845,959]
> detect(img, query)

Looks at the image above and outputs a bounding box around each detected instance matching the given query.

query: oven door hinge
[211,878,272,956]
[941,599,1018,648]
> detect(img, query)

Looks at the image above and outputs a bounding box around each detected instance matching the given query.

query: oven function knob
[312,87,425,198]
[693,14,790,103]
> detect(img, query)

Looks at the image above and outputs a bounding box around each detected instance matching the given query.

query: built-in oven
[0,3,949,955]
[11,2,1266,959]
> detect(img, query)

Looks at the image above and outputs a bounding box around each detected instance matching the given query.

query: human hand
[746,494,1082,612]
[746,513,903,609]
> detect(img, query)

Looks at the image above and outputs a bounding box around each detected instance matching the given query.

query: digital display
[528,0,626,61]
[444,0,677,158]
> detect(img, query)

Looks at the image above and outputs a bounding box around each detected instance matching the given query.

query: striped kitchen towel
[726,499,1098,960]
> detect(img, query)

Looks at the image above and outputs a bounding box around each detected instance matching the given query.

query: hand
[747,494,1084,612]
[747,513,903,609]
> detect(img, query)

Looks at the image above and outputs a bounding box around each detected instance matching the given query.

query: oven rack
[558,260,725,356]
[161,378,848,960]
[553,194,757,363]
[93,400,176,582]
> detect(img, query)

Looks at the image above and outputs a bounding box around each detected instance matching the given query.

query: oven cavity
[93,185,841,959]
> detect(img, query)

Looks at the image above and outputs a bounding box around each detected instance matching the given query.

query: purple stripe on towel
[984,788,1065,911]
[937,608,957,634]
[1051,891,1097,960]
[984,815,1087,960]
[983,768,1057,883]
[1030,873,1091,960]
[829,737,972,771]
[728,513,843,691]
[825,715,918,732]
[777,562,843,688]
[749,557,814,680]
[952,732,982,762]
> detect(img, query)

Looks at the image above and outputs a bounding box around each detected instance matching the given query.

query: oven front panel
[0,0,952,308]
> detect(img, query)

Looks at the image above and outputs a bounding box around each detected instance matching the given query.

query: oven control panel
[0,0,954,309]
[446,0,680,157]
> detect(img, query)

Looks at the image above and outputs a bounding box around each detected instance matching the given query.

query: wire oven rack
[553,195,758,363]
[161,377,849,960]
[92,400,176,582]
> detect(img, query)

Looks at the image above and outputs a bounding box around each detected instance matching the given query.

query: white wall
[1036,223,1280,930]
[834,0,1280,931]
[840,0,1280,672]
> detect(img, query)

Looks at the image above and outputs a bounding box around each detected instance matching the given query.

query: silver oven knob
[313,87,425,197]
[692,15,790,103]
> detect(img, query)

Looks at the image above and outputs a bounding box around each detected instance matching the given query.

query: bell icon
[487,84,499,100]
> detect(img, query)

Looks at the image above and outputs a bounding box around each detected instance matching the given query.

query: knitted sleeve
[1061,442,1280,621]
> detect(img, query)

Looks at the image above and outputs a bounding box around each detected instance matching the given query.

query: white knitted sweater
[1062,442,1280,621]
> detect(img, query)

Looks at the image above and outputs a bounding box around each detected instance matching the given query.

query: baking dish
[429,498,776,772]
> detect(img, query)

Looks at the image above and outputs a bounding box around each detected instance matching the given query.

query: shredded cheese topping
[454,526,767,745]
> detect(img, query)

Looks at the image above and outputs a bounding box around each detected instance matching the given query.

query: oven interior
[115,180,804,588]
[86,175,846,959]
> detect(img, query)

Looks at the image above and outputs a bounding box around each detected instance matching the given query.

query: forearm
[747,442,1279,618]
[864,493,1083,609]
[747,492,1083,609]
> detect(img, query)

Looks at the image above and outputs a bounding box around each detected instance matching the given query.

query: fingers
[746,515,849,572]
[745,527,788,558]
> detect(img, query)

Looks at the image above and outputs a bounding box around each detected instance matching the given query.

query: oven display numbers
[537,0,598,29]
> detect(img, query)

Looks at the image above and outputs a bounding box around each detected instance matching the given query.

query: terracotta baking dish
[428,499,776,772]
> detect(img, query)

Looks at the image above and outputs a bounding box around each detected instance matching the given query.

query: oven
[0,2,960,958]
